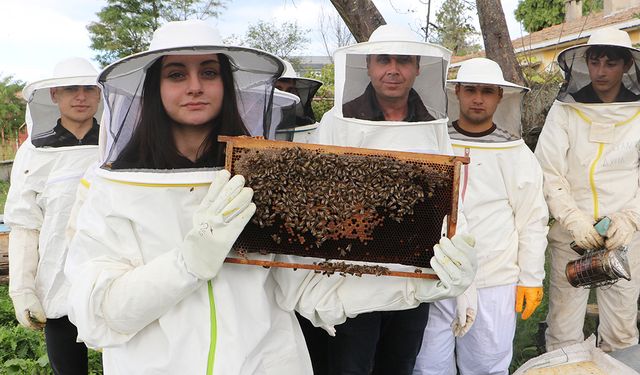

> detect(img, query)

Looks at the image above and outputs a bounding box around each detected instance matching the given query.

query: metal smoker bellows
[219,136,469,279]
[565,217,632,288]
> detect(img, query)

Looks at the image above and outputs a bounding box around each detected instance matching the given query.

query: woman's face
[160,54,224,127]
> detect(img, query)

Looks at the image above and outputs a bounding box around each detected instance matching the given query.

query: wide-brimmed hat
[23,57,99,102]
[555,27,640,103]
[558,27,640,69]
[22,57,101,141]
[447,58,528,142]
[99,19,283,89]
[448,57,529,93]
[333,24,452,121]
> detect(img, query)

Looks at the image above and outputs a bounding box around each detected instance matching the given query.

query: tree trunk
[329,0,386,42]
[476,0,526,86]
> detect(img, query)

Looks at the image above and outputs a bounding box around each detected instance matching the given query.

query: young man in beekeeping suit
[4,57,101,374]
[413,58,549,375]
[535,27,640,352]
[311,24,476,375]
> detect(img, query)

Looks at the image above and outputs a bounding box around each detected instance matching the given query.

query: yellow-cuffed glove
[515,286,543,320]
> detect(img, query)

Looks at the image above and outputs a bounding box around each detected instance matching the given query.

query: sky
[0,0,525,83]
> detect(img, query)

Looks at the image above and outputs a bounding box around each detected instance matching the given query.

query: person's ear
[50,88,58,104]
[624,60,634,73]
[454,84,461,97]
[498,87,503,100]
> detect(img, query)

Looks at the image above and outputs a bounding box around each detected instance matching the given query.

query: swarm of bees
[233,147,449,250]
[314,261,390,277]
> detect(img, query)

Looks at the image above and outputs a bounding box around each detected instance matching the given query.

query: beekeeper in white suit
[535,27,640,352]
[413,58,549,375]
[276,60,323,124]
[64,20,476,375]
[311,24,476,375]
[5,57,101,374]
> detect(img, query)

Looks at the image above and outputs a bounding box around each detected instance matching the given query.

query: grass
[0,286,102,375]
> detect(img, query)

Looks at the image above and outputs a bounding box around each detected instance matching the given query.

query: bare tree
[476,0,525,85]
[329,0,385,42]
[319,6,356,61]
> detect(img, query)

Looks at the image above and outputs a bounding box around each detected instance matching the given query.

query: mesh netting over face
[446,84,526,141]
[339,52,448,121]
[557,45,640,103]
[98,47,283,168]
[333,40,451,122]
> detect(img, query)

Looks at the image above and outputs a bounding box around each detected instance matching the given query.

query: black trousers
[298,303,430,375]
[44,316,88,375]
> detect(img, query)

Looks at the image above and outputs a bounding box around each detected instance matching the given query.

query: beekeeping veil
[277,60,323,125]
[97,20,283,179]
[326,24,451,153]
[447,57,529,142]
[556,27,640,103]
[22,57,102,146]
[268,89,300,139]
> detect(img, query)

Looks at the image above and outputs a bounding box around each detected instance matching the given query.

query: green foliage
[431,0,481,56]
[303,64,334,119]
[243,20,310,59]
[582,0,604,14]
[160,0,225,21]
[0,76,26,136]
[515,0,604,33]
[88,0,224,66]
[515,0,565,33]
[0,290,49,374]
[0,286,103,374]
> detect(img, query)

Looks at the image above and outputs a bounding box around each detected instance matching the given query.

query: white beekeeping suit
[64,20,476,375]
[534,27,640,352]
[300,24,477,375]
[414,58,549,375]
[4,57,100,323]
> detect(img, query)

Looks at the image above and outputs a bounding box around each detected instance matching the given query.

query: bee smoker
[565,217,632,288]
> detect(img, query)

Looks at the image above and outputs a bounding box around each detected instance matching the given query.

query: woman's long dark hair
[112,53,249,169]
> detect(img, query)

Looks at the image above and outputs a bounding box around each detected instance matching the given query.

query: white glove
[12,293,46,330]
[564,211,604,250]
[8,227,44,330]
[180,170,256,280]
[452,282,477,337]
[605,212,638,250]
[419,234,477,302]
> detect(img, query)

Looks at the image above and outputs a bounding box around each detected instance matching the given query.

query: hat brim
[447,79,529,93]
[23,76,99,102]
[558,43,640,67]
[99,45,284,84]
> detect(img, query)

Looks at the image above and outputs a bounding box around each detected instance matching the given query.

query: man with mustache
[342,53,435,122]
[312,25,471,375]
